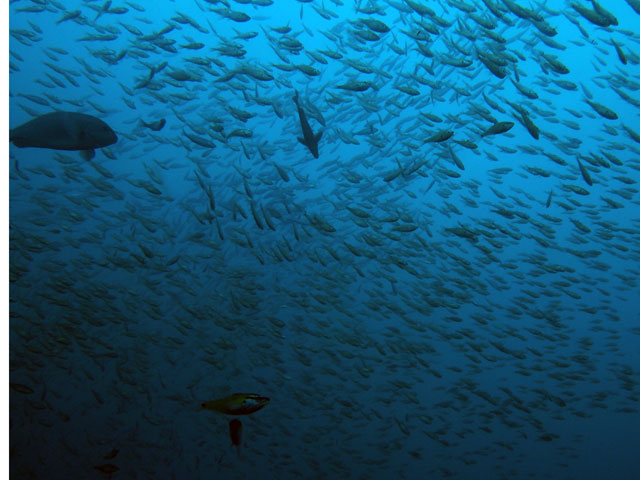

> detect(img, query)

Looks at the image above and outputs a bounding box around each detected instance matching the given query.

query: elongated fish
[481,121,514,137]
[293,90,322,158]
[577,157,593,186]
[201,393,270,415]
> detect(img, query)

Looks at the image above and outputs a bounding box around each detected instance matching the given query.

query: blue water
[9,1,640,479]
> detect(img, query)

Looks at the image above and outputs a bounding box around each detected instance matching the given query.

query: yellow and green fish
[201,393,270,415]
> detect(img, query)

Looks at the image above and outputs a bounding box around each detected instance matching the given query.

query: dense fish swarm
[9,0,640,479]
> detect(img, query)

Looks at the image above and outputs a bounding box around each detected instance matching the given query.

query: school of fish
[8,0,640,479]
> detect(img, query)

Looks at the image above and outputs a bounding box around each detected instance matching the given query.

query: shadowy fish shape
[10,383,34,394]
[229,419,242,446]
[141,118,166,131]
[10,111,117,160]
[103,449,119,460]
[425,130,454,143]
[481,121,514,137]
[293,90,322,159]
[92,464,119,475]
[201,393,270,415]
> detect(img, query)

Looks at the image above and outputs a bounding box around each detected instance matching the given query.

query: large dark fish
[10,111,117,159]
[293,90,322,159]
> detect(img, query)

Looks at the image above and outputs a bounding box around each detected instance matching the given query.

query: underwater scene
[8,0,640,479]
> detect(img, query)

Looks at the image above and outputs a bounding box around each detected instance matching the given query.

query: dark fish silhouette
[229,419,242,447]
[10,111,117,160]
[481,121,514,137]
[293,90,322,159]
[141,118,166,131]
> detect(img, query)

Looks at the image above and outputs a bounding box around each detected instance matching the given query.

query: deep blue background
[9,1,640,479]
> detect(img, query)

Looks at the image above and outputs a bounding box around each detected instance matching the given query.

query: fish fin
[80,149,95,161]
[297,136,307,146]
[315,131,323,142]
